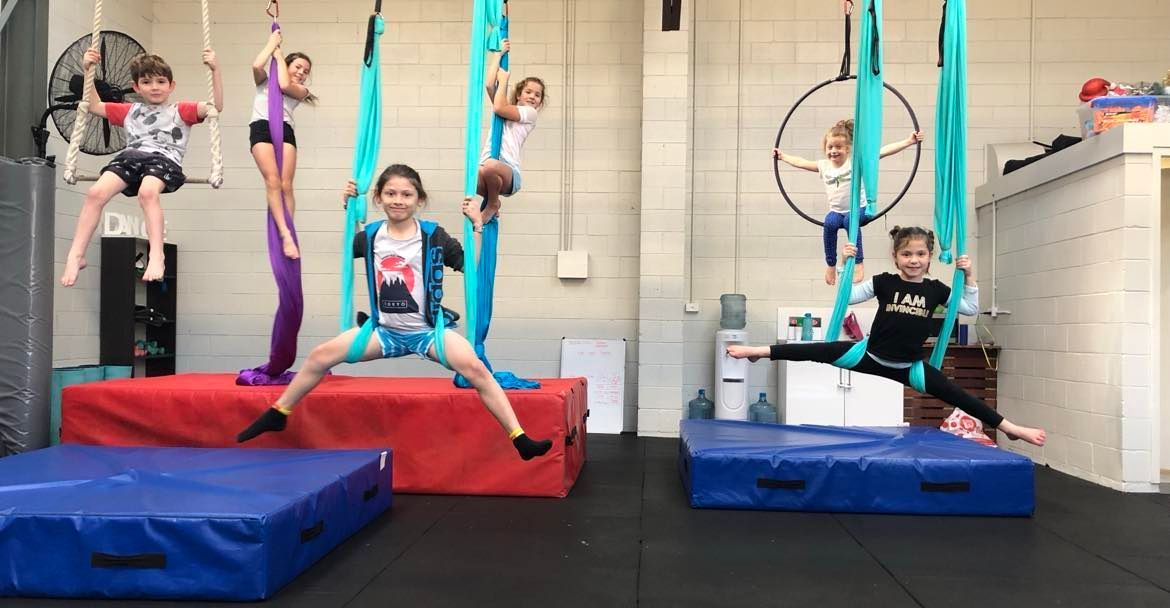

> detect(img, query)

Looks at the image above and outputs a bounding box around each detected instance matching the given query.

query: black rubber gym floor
[9,435,1170,607]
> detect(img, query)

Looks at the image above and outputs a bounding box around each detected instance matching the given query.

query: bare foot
[481,199,502,225]
[461,197,483,232]
[142,254,166,282]
[61,255,88,287]
[999,421,1047,446]
[725,344,766,362]
[824,266,837,285]
[853,262,865,283]
[280,233,300,260]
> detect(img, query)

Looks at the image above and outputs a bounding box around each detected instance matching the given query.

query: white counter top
[974,123,1170,209]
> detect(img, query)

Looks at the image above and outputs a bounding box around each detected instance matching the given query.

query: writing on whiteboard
[560,338,626,434]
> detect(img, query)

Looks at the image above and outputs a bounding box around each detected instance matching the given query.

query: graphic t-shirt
[817,158,868,214]
[866,272,952,362]
[373,221,428,333]
[104,102,202,165]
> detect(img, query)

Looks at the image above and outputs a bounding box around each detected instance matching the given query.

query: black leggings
[769,342,1004,428]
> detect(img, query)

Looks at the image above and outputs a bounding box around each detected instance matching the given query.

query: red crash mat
[61,374,587,498]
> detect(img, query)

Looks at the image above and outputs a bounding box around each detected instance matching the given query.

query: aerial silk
[825,0,882,344]
[236,17,303,385]
[342,6,386,365]
[928,0,967,369]
[829,0,968,394]
[454,0,539,390]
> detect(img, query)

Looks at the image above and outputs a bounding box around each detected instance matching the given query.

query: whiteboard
[559,338,626,434]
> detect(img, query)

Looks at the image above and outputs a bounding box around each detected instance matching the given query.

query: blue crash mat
[0,445,392,600]
[679,420,1034,516]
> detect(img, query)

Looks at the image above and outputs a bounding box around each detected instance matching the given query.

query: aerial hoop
[773,1,920,228]
[772,75,921,227]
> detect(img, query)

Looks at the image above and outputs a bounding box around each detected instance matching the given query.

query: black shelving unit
[99,237,177,377]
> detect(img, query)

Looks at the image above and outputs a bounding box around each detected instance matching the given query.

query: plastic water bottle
[749,392,778,423]
[687,389,715,420]
[800,313,814,341]
[719,294,747,330]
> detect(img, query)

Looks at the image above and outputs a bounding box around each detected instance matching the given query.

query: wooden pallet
[904,345,999,440]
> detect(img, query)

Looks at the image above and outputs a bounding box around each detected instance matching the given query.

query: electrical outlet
[684,302,700,313]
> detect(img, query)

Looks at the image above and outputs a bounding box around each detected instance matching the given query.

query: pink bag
[843,312,864,341]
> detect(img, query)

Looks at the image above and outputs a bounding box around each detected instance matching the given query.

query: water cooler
[714,329,749,420]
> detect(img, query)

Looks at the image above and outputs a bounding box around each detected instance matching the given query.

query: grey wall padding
[0,157,54,456]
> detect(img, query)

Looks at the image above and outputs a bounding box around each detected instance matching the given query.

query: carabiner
[266,0,279,19]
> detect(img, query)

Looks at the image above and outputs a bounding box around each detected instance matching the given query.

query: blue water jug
[800,313,814,341]
[719,294,747,330]
[749,392,778,423]
[687,389,715,420]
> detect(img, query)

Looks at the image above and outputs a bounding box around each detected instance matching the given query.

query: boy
[61,48,223,286]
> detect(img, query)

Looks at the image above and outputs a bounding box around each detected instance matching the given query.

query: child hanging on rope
[727,226,1047,447]
[249,28,317,260]
[461,39,546,232]
[238,164,554,461]
[61,49,223,287]
[773,120,922,286]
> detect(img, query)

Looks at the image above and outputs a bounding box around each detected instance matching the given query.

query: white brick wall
[635,0,690,436]
[976,151,1159,491]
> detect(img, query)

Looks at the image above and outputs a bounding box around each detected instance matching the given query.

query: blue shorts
[374,326,436,360]
[501,159,521,197]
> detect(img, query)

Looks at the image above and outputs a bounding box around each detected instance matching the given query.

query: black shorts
[249,120,297,149]
[100,152,186,197]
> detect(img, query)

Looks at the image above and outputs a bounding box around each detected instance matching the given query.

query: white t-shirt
[480,105,538,168]
[373,222,429,333]
[817,158,868,214]
[250,82,302,126]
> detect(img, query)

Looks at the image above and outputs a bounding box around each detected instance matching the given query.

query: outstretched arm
[843,244,876,304]
[773,148,819,172]
[197,48,224,118]
[879,131,923,158]
[955,254,979,315]
[81,49,108,118]
[437,227,466,273]
[252,29,281,84]
[342,180,370,258]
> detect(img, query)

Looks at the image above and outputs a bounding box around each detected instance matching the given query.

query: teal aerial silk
[458,0,496,368]
[341,11,384,336]
[825,0,883,343]
[455,0,539,389]
[832,337,927,394]
[342,11,385,364]
[929,0,967,369]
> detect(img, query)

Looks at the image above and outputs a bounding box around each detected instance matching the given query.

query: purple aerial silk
[236,20,303,386]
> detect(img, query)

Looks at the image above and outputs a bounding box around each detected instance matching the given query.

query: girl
[774,120,923,285]
[250,29,316,259]
[727,226,1047,447]
[237,164,553,461]
[462,39,546,231]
